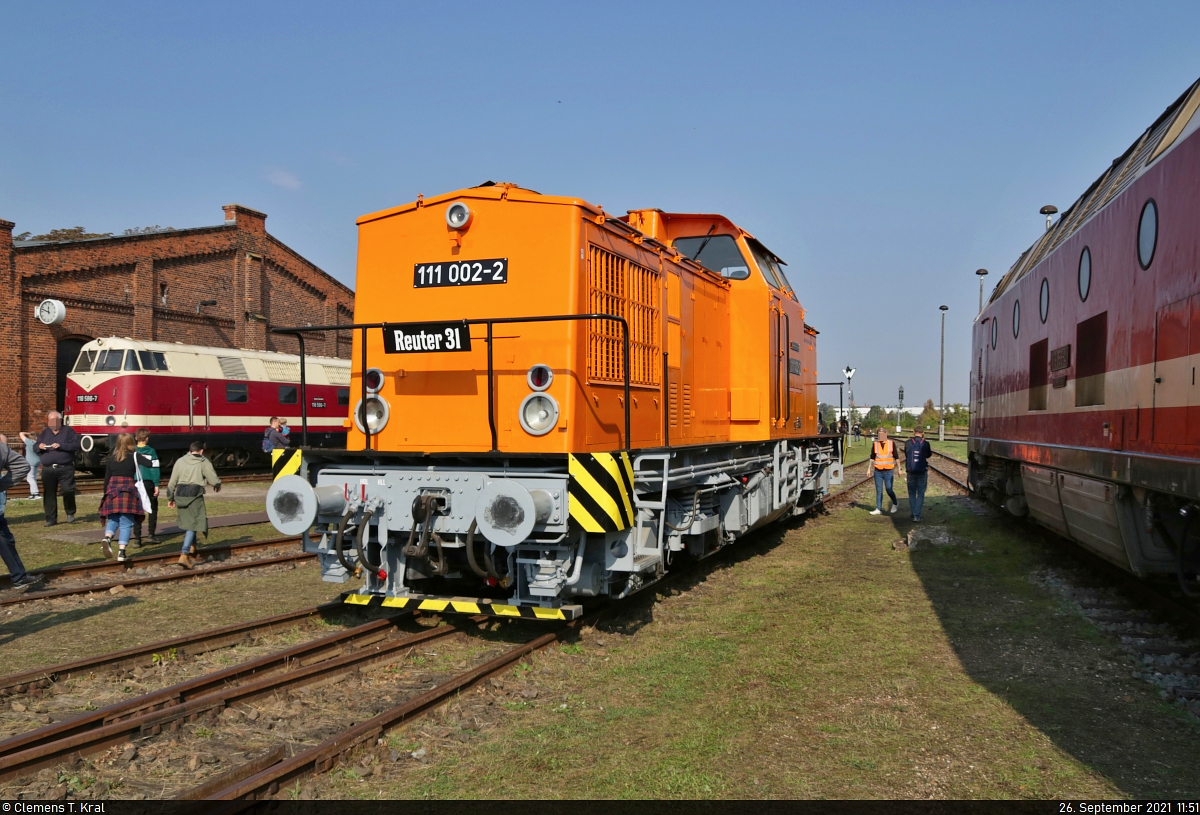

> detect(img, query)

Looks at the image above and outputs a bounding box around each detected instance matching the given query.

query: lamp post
[976,268,988,313]
[843,366,855,445]
[896,386,904,433]
[939,305,948,441]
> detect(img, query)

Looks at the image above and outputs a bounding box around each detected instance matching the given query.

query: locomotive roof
[82,336,348,366]
[988,76,1200,306]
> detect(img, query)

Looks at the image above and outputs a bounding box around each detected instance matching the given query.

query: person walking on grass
[905,427,933,523]
[867,427,901,516]
[36,411,80,526]
[99,433,145,563]
[131,429,161,547]
[0,435,45,592]
[18,431,40,500]
[167,441,221,570]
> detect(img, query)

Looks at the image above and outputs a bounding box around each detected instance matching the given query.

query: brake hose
[335,511,356,574]
[465,519,488,578]
[356,508,382,572]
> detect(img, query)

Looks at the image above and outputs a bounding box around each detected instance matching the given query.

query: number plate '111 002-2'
[414,258,507,288]
[383,321,473,354]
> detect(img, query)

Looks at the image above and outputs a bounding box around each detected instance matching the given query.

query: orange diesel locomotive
[266,183,842,618]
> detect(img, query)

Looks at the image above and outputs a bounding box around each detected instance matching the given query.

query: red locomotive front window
[72,350,97,373]
[95,350,124,372]
[124,352,140,371]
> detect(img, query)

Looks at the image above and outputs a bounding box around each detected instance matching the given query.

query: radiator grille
[587,245,660,386]
[321,364,350,386]
[683,384,692,428]
[263,359,302,382]
[669,382,679,426]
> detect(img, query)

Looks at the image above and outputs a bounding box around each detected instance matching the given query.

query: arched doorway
[56,336,92,413]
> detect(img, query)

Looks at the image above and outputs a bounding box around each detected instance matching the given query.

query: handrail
[272,313,631,453]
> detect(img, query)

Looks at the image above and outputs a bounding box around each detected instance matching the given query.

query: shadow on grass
[0,595,139,646]
[906,494,1200,797]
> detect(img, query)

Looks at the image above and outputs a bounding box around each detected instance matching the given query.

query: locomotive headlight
[526,364,553,392]
[363,367,385,394]
[518,393,558,436]
[353,395,390,434]
[445,201,472,230]
[105,416,116,426]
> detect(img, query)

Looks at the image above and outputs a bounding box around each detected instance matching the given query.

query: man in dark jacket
[36,411,81,526]
[263,417,289,452]
[0,435,45,591]
[905,427,933,522]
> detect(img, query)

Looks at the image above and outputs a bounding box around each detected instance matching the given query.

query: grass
[2,490,282,572]
[317,480,1200,800]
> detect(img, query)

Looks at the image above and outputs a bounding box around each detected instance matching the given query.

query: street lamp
[843,366,855,444]
[897,385,904,433]
[976,268,988,313]
[939,306,948,441]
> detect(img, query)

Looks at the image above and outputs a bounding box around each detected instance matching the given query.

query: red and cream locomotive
[971,76,1200,592]
[63,337,350,470]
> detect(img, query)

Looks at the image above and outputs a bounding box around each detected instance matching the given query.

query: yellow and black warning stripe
[343,592,580,621]
[271,448,302,480]
[567,452,635,534]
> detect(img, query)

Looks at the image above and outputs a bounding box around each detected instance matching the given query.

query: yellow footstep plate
[342,592,581,620]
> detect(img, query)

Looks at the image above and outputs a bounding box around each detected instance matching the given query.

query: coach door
[188,381,210,431]
[1152,297,1200,445]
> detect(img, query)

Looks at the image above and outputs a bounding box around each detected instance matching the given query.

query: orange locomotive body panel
[270,183,841,619]
[348,186,817,454]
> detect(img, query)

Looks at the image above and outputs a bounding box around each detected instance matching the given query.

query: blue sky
[3,1,1198,408]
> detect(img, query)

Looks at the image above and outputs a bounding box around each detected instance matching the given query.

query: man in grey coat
[0,436,45,591]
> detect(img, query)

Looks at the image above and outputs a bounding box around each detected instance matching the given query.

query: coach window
[1078,247,1091,301]
[72,350,97,373]
[1039,279,1049,323]
[337,388,350,407]
[673,234,750,280]
[226,383,249,403]
[991,316,997,349]
[1012,299,1021,338]
[1138,199,1158,270]
[1075,312,1108,407]
[124,351,140,371]
[278,385,298,404]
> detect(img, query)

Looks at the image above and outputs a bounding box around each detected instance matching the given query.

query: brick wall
[0,204,354,437]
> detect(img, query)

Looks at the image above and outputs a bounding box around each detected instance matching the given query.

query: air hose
[464,519,501,580]
[335,511,357,574]
[356,508,382,572]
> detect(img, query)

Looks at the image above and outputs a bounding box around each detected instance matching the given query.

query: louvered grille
[321,364,350,386]
[586,245,660,386]
[683,384,692,428]
[263,360,302,382]
[669,382,678,426]
[218,356,249,380]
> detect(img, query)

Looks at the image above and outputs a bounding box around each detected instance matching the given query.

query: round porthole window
[991,315,997,349]
[1039,278,1049,323]
[1012,299,1020,338]
[1078,246,1091,301]
[1138,199,1158,269]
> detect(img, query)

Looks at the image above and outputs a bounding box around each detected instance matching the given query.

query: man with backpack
[262,417,289,453]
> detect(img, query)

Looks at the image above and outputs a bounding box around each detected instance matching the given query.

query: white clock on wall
[35,299,67,326]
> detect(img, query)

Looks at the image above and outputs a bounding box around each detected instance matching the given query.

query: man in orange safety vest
[866,427,902,516]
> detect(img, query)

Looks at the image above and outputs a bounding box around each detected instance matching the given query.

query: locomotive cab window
[95,349,124,372]
[673,234,750,280]
[226,383,249,403]
[337,388,350,407]
[123,352,140,371]
[278,385,298,404]
[72,350,97,373]
[137,351,156,371]
[1028,339,1048,411]
[746,238,789,291]
[152,352,169,371]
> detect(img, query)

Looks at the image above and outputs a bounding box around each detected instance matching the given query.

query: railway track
[0,536,309,609]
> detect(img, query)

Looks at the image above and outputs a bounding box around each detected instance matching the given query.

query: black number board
[383,321,473,354]
[414,258,508,288]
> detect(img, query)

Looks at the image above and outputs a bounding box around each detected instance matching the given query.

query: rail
[272,313,631,453]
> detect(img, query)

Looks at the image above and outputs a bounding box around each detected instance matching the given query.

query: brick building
[0,203,355,438]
